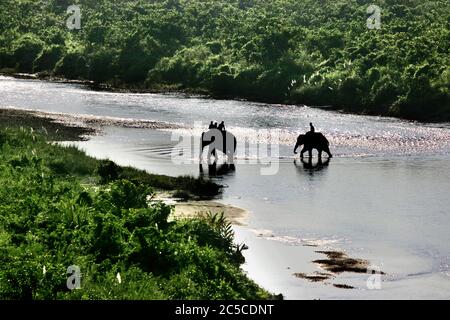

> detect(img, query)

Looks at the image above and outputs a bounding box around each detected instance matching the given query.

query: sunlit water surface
[2,76,450,299]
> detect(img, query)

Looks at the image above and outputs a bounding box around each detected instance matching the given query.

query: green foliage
[88,49,117,82]
[34,45,64,72]
[1,0,448,120]
[118,166,221,197]
[96,160,120,184]
[0,128,269,300]
[12,34,44,72]
[54,50,88,79]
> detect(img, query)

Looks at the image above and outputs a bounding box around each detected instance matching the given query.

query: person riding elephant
[201,128,237,163]
[218,121,225,132]
[294,131,333,159]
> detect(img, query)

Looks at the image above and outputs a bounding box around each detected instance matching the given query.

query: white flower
[42,266,46,275]
[116,272,122,284]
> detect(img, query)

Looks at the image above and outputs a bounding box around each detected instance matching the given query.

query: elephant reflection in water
[199,161,236,177]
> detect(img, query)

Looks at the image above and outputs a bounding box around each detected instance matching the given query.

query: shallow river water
[2,76,450,299]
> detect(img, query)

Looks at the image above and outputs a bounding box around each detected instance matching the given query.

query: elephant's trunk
[294,141,300,154]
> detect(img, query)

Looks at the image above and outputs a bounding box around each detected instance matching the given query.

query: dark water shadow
[199,161,236,178]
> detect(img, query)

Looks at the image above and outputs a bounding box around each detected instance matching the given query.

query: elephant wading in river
[294,132,333,159]
[200,129,237,163]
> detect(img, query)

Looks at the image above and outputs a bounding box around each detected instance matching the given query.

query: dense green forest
[0,0,449,121]
[0,125,270,299]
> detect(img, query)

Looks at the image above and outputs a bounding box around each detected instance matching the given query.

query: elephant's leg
[318,149,323,159]
[207,147,213,162]
[308,149,312,159]
[200,142,206,161]
[300,147,307,158]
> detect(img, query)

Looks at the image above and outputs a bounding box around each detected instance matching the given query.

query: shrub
[88,50,116,83]
[33,45,64,72]
[0,83,268,302]
[11,34,44,72]
[54,51,88,79]
[96,160,120,184]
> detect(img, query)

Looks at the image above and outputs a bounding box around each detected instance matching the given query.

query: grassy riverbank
[0,122,271,299]
[0,0,449,122]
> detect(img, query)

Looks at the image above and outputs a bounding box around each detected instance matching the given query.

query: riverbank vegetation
[0,0,449,121]
[0,125,269,299]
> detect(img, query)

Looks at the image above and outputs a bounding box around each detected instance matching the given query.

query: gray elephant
[294,132,333,159]
[200,129,237,162]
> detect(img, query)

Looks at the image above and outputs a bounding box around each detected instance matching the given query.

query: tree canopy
[0,0,449,121]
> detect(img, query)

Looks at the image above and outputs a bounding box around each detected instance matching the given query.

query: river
[1,75,450,299]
